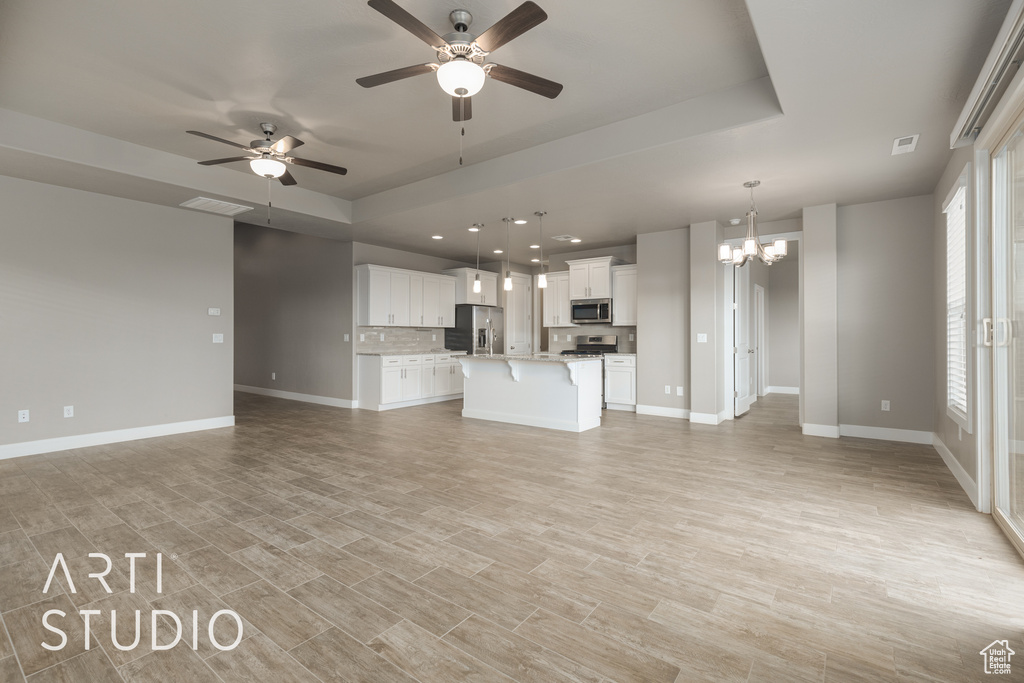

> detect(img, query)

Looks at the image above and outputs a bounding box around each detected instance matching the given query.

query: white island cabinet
[358,351,466,411]
[459,355,603,432]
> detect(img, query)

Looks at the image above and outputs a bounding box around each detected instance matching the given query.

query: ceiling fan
[186,123,348,185]
[356,0,563,122]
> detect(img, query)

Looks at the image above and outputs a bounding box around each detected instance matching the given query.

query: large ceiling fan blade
[487,64,563,99]
[452,95,473,122]
[278,169,298,186]
[187,130,252,151]
[357,63,436,88]
[287,156,348,176]
[270,135,303,155]
[474,1,547,53]
[367,0,448,49]
[198,156,254,166]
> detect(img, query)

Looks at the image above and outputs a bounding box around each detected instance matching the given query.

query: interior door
[506,272,532,355]
[734,264,754,415]
[993,130,1024,550]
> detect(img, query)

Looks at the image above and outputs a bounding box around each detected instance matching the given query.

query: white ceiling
[0,0,1011,265]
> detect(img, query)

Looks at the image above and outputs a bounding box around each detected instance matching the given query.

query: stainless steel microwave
[571,298,612,324]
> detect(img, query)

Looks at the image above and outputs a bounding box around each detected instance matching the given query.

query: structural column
[689,220,728,424]
[800,203,839,436]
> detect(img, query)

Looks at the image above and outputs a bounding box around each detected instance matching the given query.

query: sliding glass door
[993,128,1024,551]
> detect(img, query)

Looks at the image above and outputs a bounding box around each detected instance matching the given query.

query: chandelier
[718,180,787,266]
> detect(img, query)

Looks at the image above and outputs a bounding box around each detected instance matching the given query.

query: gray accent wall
[768,255,800,388]
[637,228,689,412]
[837,196,934,432]
[0,175,234,447]
[234,224,354,401]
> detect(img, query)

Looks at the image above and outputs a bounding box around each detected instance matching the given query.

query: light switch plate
[360,334,365,342]
[212,333,224,344]
[881,400,890,412]
[379,333,385,341]
[208,307,221,316]
[343,334,350,342]
[629,333,635,341]
[664,385,671,395]
[676,386,684,396]
[64,406,74,418]
[271,372,276,380]
[697,333,708,343]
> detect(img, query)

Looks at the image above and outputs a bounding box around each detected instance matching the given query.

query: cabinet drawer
[422,355,435,364]
[435,354,451,363]
[604,355,636,367]
[381,356,402,367]
[402,355,422,365]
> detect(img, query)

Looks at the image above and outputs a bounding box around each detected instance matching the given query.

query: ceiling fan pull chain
[459,126,465,166]
[267,177,272,225]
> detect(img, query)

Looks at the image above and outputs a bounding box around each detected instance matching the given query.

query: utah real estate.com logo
[980,640,1015,675]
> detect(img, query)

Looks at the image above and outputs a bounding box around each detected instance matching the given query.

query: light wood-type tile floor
[1,393,1022,682]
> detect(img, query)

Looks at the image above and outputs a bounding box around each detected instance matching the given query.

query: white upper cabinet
[542,271,576,327]
[611,264,637,326]
[443,267,499,306]
[357,264,456,327]
[566,256,624,299]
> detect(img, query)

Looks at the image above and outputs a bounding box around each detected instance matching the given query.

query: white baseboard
[235,384,357,409]
[838,424,933,445]
[933,434,980,510]
[802,423,840,438]
[689,411,723,425]
[372,394,461,412]
[461,408,600,432]
[767,386,800,395]
[605,403,636,412]
[0,416,235,461]
[636,405,690,420]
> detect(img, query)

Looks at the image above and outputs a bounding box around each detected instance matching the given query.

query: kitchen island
[459,354,603,432]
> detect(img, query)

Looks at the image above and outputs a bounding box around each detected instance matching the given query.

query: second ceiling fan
[357,0,563,122]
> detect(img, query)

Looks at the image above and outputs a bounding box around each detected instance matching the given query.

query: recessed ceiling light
[531,258,540,262]
[570,238,582,243]
[730,218,741,225]
[493,249,503,254]
[514,219,528,224]
[431,235,443,240]
[529,244,540,249]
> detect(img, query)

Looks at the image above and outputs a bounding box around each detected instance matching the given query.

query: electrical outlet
[629,333,635,341]
[343,334,350,342]
[212,333,224,344]
[208,307,221,316]
[664,385,671,395]
[63,406,74,418]
[379,333,385,342]
[359,334,365,342]
[432,334,436,341]
[676,386,684,396]
[881,400,890,412]
[271,372,276,381]
[18,410,29,423]
[697,333,708,343]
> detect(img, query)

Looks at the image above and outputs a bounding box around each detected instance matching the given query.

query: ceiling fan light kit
[358,0,563,122]
[250,157,286,178]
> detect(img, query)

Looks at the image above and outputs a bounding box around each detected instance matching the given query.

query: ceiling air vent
[891,134,919,156]
[550,234,579,242]
[179,197,254,216]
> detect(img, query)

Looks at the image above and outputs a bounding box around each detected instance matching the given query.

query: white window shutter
[944,184,969,424]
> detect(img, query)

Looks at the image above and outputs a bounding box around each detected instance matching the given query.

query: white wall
[801,204,839,435]
[837,195,935,433]
[0,176,234,453]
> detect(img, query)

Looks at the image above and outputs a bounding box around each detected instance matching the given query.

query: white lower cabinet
[604,354,636,410]
[358,353,467,411]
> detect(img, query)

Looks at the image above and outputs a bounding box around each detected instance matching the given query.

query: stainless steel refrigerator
[445,304,504,355]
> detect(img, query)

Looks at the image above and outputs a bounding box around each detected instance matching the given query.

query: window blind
[945,185,968,421]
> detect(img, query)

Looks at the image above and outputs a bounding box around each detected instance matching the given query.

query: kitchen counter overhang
[458,354,603,432]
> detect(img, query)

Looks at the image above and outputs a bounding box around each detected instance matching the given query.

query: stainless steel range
[560,335,619,356]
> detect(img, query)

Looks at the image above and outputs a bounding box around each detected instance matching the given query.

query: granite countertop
[461,353,603,363]
[357,349,466,356]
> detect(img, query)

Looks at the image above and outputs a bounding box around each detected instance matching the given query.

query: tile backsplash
[356,326,446,353]
[546,325,637,353]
